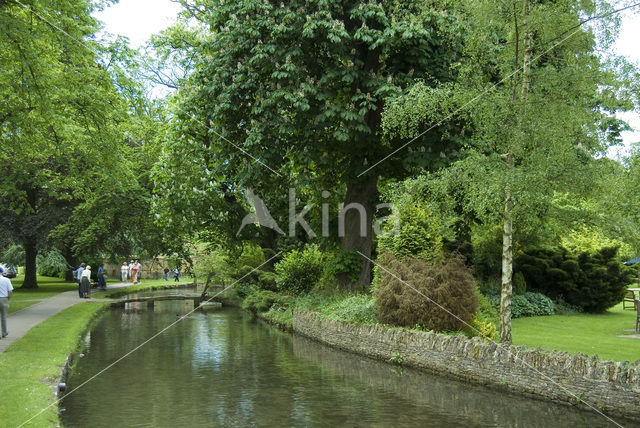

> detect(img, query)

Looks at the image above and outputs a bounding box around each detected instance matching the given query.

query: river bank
[59,299,616,427]
[289,311,640,423]
[0,302,110,427]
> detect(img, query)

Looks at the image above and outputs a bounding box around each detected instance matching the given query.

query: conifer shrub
[373,250,477,331]
[516,246,632,313]
[377,202,443,260]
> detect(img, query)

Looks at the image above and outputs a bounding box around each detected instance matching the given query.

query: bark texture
[338,174,379,291]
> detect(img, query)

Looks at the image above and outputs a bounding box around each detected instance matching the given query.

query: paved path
[0,282,132,353]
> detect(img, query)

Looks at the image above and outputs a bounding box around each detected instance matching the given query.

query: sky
[94,0,640,153]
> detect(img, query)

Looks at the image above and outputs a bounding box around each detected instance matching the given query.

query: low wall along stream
[292,311,640,420]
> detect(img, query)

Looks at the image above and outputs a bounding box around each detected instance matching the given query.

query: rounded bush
[275,245,324,295]
[373,250,477,331]
[516,246,632,313]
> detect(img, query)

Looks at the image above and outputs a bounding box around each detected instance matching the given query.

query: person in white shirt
[121,262,129,282]
[0,267,14,338]
[81,265,92,298]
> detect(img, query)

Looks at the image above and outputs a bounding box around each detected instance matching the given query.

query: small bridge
[110,294,222,309]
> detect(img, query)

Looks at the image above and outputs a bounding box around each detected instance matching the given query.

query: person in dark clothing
[75,263,86,298]
[97,264,107,289]
[164,267,170,281]
[173,267,179,282]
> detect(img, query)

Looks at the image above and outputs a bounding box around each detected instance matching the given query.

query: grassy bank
[245,291,378,330]
[512,302,640,362]
[96,277,195,299]
[0,302,109,427]
[247,290,640,363]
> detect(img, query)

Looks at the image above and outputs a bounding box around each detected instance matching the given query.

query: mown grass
[9,275,77,314]
[512,302,640,362]
[93,277,195,299]
[0,302,109,427]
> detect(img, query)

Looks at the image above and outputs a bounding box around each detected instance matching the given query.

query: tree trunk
[499,188,513,344]
[64,245,76,282]
[499,0,531,345]
[338,174,379,291]
[21,235,38,289]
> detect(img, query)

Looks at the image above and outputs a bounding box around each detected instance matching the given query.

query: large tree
[381,0,636,342]
[0,0,126,287]
[156,0,466,288]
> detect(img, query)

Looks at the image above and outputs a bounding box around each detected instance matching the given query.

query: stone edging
[292,311,640,421]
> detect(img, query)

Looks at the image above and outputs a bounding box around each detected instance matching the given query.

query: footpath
[0,282,131,353]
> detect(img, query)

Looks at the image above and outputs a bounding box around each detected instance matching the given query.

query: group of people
[74,263,107,299]
[120,260,142,284]
[163,267,180,282]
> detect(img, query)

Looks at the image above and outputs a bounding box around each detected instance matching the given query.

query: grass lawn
[94,277,195,299]
[512,302,640,362]
[8,275,78,314]
[0,302,109,427]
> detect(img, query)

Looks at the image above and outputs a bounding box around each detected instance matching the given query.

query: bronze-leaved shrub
[373,250,477,331]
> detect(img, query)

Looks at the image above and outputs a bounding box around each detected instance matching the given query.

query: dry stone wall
[292,311,640,420]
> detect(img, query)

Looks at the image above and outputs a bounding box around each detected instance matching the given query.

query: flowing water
[60,298,623,427]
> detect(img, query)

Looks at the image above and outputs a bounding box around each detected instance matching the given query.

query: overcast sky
[94,0,640,153]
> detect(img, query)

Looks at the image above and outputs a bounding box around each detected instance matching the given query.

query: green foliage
[242,290,292,315]
[378,201,443,260]
[0,243,25,266]
[561,226,634,261]
[520,293,555,317]
[193,248,234,287]
[36,249,68,278]
[488,292,555,318]
[153,0,467,287]
[512,271,527,295]
[374,250,477,331]
[471,225,503,281]
[471,288,499,340]
[389,353,404,365]
[275,245,324,295]
[517,246,633,313]
[553,299,583,315]
[320,294,377,325]
[477,277,501,297]
[325,249,361,283]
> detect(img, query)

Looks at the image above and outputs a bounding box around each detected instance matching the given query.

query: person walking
[97,264,106,290]
[121,261,129,282]
[173,267,179,282]
[130,261,139,285]
[75,263,86,298]
[163,267,170,281]
[81,265,92,298]
[0,266,14,339]
[135,260,142,283]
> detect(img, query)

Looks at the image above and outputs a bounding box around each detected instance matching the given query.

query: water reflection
[60,302,628,427]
